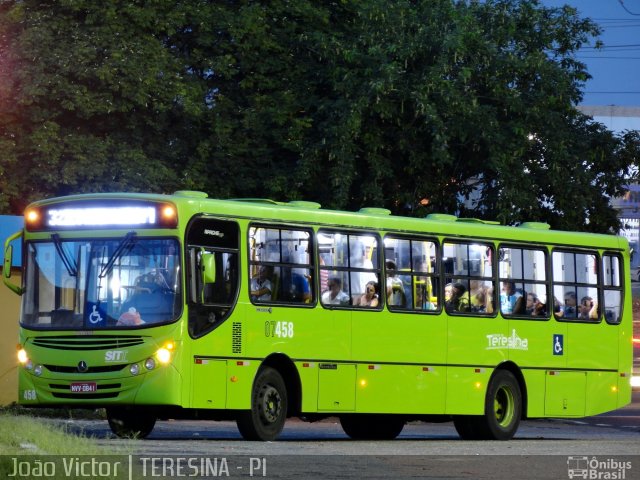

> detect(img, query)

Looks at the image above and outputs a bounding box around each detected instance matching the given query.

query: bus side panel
[297,361,319,412]
[521,369,546,418]
[318,363,356,411]
[445,366,490,415]
[508,321,567,370]
[352,311,447,414]
[567,322,618,371]
[446,315,507,414]
[584,371,618,416]
[355,364,446,414]
[544,371,586,416]
[226,361,256,410]
[352,312,448,364]
[190,360,227,409]
[618,287,633,410]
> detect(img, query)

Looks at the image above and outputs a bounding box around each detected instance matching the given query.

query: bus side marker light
[611,386,618,393]
[474,382,482,389]
[236,361,250,366]
[25,210,39,225]
[302,363,315,368]
[230,376,238,383]
[368,365,380,370]
[359,379,367,387]
[161,206,176,222]
[422,367,432,372]
[474,368,485,374]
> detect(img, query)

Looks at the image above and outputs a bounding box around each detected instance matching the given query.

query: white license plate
[70,382,97,393]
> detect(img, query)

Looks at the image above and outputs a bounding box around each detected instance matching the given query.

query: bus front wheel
[340,415,405,440]
[453,369,522,440]
[236,367,288,441]
[106,407,156,439]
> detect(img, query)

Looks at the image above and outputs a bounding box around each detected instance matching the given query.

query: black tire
[340,414,405,440]
[454,369,522,440]
[236,367,288,441]
[106,407,156,439]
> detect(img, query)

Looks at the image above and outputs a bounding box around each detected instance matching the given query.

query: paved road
[49,391,640,479]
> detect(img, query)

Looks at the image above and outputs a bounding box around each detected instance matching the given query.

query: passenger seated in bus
[557,291,577,318]
[471,286,493,313]
[288,271,311,303]
[250,266,273,302]
[354,280,379,307]
[500,281,525,315]
[385,260,406,307]
[321,277,350,305]
[445,282,469,313]
[529,294,547,316]
[579,296,598,320]
[525,292,538,315]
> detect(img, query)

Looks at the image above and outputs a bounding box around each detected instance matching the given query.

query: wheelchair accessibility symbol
[88,305,104,324]
[553,334,564,356]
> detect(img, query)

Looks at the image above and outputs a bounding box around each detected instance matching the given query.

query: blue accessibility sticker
[553,334,564,356]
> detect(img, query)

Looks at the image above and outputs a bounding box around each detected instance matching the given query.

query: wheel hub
[261,385,282,424]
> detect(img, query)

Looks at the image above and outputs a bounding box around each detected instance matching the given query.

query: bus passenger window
[318,230,380,309]
[249,226,314,305]
[384,236,439,312]
[552,250,599,322]
[442,241,493,315]
[602,254,623,324]
[499,247,547,318]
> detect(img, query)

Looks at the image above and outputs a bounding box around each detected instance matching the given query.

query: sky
[542,0,640,107]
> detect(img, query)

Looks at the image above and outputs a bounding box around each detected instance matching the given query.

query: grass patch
[0,412,113,455]
[0,402,106,419]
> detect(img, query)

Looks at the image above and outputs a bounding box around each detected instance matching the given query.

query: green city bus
[3,191,633,440]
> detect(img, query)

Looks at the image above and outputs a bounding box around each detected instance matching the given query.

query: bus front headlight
[156,341,175,365]
[156,348,172,364]
[17,348,28,364]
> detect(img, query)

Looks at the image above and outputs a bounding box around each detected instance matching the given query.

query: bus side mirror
[3,231,23,295]
[3,244,12,279]
[201,252,216,285]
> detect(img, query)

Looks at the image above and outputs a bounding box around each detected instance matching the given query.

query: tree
[0,0,637,233]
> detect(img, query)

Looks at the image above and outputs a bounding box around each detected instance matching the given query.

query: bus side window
[602,253,623,324]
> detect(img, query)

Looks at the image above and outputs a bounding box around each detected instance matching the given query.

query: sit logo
[105,350,128,362]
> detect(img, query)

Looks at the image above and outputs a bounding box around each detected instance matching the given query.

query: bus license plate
[70,382,97,393]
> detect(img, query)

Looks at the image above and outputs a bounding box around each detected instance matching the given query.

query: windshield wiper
[99,231,137,278]
[51,234,78,277]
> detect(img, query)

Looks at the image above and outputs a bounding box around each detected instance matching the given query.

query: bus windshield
[21,237,182,330]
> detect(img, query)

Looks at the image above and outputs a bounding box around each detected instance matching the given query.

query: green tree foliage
[0,0,637,232]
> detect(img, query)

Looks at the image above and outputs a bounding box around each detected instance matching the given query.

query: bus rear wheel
[236,367,288,441]
[106,407,156,439]
[453,369,522,440]
[340,415,405,440]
